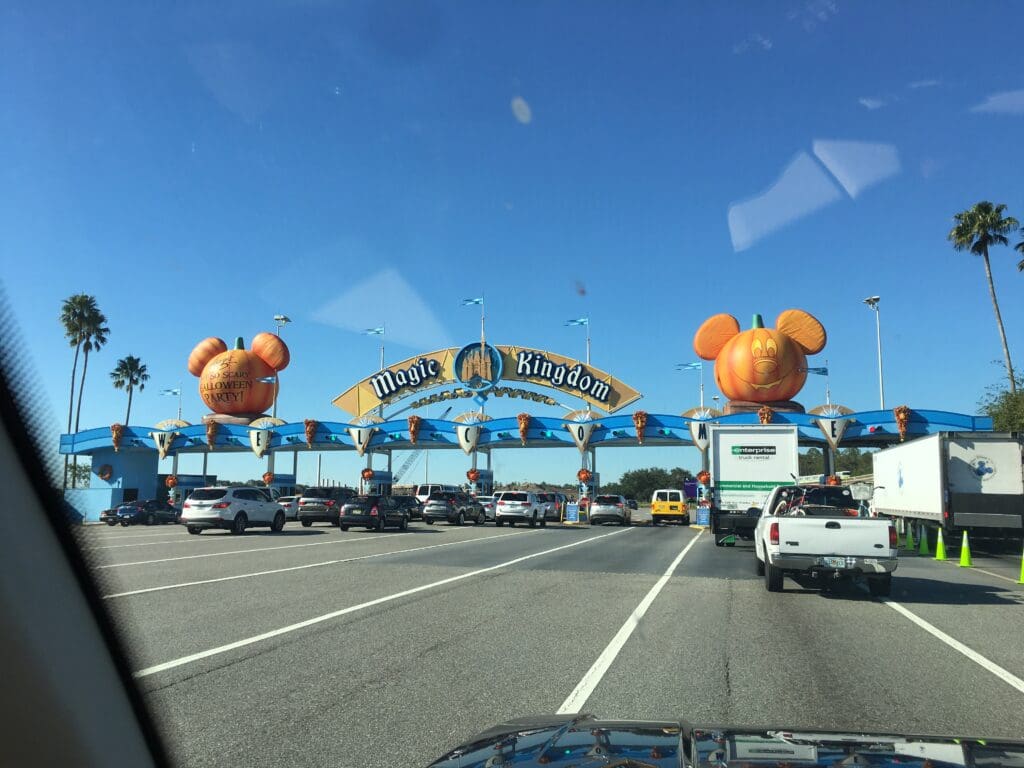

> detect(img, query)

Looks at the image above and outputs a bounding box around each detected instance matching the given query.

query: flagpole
[699,365,704,410]
[825,358,831,406]
[177,381,182,421]
[380,322,385,372]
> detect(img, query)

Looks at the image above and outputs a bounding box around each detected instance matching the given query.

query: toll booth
[361,470,393,496]
[269,473,297,498]
[469,469,494,496]
[161,474,217,506]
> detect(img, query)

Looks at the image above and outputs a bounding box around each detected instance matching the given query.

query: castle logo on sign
[369,358,441,400]
[454,343,503,393]
[515,351,610,403]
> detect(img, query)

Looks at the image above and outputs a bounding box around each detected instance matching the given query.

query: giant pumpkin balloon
[189,334,292,416]
[693,310,826,403]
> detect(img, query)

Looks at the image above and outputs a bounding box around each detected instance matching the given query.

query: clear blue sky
[3,1,1022,486]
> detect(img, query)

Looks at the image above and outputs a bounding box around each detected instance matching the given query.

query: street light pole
[863,297,885,409]
[272,314,291,418]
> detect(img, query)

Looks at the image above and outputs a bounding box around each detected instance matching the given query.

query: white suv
[494,491,546,528]
[180,487,287,535]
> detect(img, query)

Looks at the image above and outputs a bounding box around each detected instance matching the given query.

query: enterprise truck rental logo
[731,445,777,460]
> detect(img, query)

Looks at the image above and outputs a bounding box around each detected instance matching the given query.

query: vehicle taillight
[183,502,190,509]
[213,502,230,509]
[616,503,623,508]
[370,506,379,516]
[769,522,779,545]
[326,500,335,507]
[943,507,951,522]
[888,525,898,548]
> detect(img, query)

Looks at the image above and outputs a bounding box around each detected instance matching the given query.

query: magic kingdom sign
[332,343,642,417]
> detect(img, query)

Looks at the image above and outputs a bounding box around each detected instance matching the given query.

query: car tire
[425,518,434,525]
[868,574,892,597]
[540,518,547,528]
[376,516,385,532]
[106,521,117,526]
[400,515,409,531]
[652,518,660,527]
[301,519,312,528]
[756,553,765,576]
[455,511,465,526]
[683,515,691,526]
[529,514,537,528]
[475,511,484,525]
[187,526,201,535]
[120,520,130,527]
[764,556,783,592]
[145,513,155,526]
[271,511,285,533]
[230,513,247,535]
[339,525,349,532]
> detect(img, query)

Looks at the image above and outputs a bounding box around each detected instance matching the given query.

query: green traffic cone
[904,524,915,551]
[1018,542,1024,584]
[918,526,930,556]
[958,531,973,568]
[935,528,947,561]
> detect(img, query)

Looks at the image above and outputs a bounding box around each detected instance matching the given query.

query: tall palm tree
[1016,228,1023,271]
[73,305,110,437]
[59,294,101,489]
[948,202,1020,393]
[110,355,149,424]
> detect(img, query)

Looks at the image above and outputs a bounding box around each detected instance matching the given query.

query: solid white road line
[557,530,703,714]
[96,526,502,568]
[881,597,1024,695]
[103,530,533,598]
[133,527,632,678]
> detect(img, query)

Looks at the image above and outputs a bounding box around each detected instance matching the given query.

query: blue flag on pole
[461,297,484,306]
[805,366,829,375]
[363,327,385,335]
[676,362,702,371]
[565,317,589,326]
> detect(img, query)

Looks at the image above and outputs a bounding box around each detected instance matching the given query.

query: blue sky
[3,1,1023,486]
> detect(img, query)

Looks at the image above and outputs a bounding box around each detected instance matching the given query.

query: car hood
[426,714,1024,768]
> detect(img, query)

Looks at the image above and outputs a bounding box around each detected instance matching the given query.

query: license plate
[821,556,846,569]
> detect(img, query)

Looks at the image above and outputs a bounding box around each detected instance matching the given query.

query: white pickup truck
[754,484,898,596]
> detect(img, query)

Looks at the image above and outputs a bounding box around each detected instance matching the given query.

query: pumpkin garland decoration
[517,413,531,445]
[632,410,648,445]
[893,405,911,441]
[188,334,290,417]
[97,464,113,481]
[262,471,274,486]
[360,467,375,481]
[693,310,827,404]
[110,423,125,453]
[304,419,318,448]
[165,474,178,489]
[696,470,711,486]
[757,405,774,425]
[408,415,422,445]
[467,468,480,483]
[577,468,592,485]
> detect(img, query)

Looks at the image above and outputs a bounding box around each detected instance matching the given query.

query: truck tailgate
[777,518,891,558]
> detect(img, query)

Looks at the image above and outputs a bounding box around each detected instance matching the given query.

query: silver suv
[494,491,546,528]
[180,487,287,535]
[590,495,631,526]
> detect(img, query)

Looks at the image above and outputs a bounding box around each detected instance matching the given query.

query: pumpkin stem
[751,314,764,329]
[234,336,245,350]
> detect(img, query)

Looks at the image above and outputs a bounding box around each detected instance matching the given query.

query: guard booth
[361,470,393,496]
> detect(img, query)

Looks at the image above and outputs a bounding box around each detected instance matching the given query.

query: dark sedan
[99,508,121,526]
[391,494,423,520]
[115,499,179,526]
[338,495,410,532]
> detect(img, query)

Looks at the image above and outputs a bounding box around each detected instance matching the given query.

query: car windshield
[189,489,226,501]
[9,3,1024,766]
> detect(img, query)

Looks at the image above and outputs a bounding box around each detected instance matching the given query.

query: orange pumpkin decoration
[196,337,276,416]
[252,332,291,372]
[693,310,826,403]
[361,467,375,481]
[188,337,228,377]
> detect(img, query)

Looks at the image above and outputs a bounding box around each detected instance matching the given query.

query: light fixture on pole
[272,314,291,418]
[676,362,704,409]
[862,296,885,409]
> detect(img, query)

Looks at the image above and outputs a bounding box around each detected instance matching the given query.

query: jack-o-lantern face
[189,335,291,416]
[694,310,826,403]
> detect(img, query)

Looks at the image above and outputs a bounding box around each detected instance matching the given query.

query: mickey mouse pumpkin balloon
[693,310,826,404]
[188,333,291,416]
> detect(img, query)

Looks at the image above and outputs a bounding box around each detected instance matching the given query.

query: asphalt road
[77,519,1024,768]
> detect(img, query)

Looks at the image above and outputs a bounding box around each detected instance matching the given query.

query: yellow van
[650,489,689,526]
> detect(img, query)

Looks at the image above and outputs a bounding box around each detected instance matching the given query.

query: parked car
[99,507,121,526]
[626,498,638,511]
[423,491,486,526]
[297,487,357,527]
[475,495,496,521]
[590,495,631,526]
[113,499,179,527]
[277,495,301,521]
[493,491,545,528]
[391,494,423,520]
[339,495,410,532]
[180,487,287,535]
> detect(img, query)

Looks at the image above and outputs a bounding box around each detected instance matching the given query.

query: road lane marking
[96,527,505,568]
[934,558,1024,586]
[133,527,632,678]
[881,598,1024,695]
[557,530,703,713]
[103,530,536,598]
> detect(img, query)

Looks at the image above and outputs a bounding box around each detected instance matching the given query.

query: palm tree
[110,355,149,424]
[73,305,110,438]
[59,294,103,489]
[948,202,1020,393]
[1016,228,1023,271]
